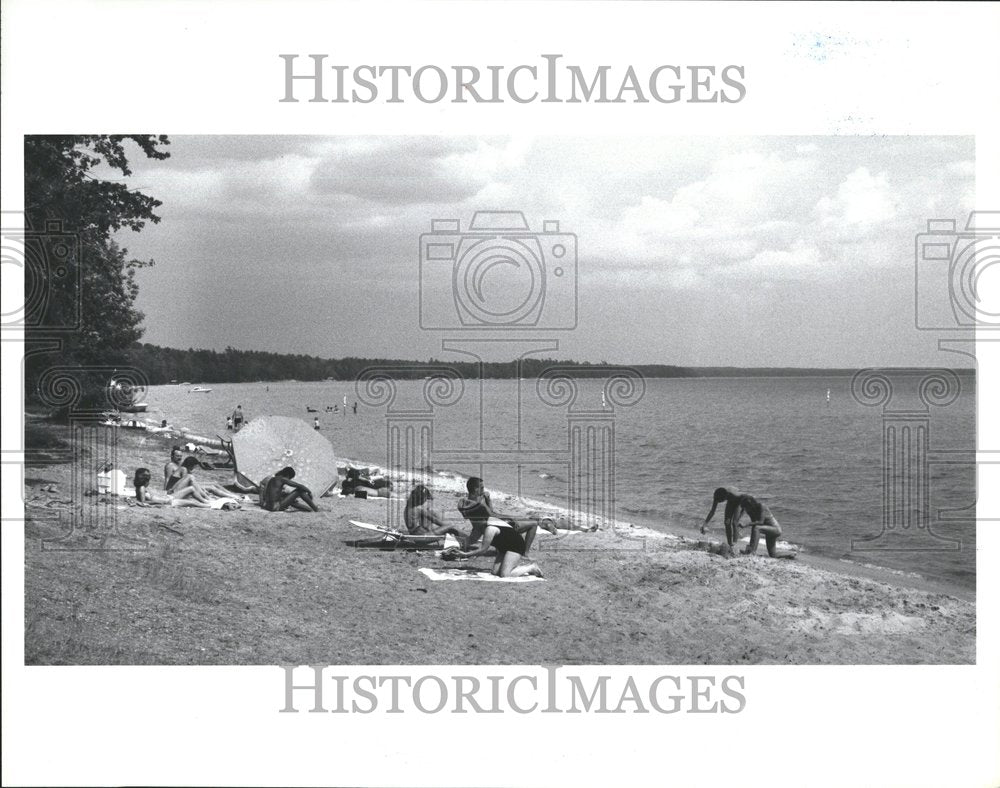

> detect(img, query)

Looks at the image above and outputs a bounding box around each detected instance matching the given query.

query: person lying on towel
[340,467,391,498]
[134,467,219,508]
[179,456,243,500]
[259,466,319,512]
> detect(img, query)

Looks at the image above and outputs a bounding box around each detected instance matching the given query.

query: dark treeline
[123,342,906,385]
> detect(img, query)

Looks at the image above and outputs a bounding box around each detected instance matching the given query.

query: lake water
[143,375,976,591]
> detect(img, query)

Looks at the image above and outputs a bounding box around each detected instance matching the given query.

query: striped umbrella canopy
[231,416,338,496]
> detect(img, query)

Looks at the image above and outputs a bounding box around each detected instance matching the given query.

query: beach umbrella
[231,416,338,496]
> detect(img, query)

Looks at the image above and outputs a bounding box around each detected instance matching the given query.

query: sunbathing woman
[449,519,543,578]
[403,485,466,542]
[179,456,243,500]
[133,468,211,508]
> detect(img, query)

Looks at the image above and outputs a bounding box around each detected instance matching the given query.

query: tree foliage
[24,135,170,413]
[125,342,862,385]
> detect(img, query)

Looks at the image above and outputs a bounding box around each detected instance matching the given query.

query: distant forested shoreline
[122,342,974,385]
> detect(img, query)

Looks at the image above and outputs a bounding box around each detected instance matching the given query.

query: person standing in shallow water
[701,486,743,547]
[736,494,783,558]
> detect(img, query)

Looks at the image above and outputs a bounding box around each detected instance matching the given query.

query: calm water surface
[143,376,976,590]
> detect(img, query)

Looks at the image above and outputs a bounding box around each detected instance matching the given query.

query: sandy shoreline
[22,417,975,664]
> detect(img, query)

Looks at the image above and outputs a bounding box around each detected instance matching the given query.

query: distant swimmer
[313,416,320,430]
[352,401,358,414]
[826,389,831,405]
[306,406,318,413]
[736,494,786,558]
[702,487,743,547]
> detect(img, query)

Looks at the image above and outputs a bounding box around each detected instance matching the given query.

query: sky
[108,135,975,366]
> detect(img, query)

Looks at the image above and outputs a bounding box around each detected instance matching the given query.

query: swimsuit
[165,475,181,492]
[489,524,526,556]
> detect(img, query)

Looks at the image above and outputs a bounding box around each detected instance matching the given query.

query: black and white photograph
[17,134,980,665]
[3,2,998,787]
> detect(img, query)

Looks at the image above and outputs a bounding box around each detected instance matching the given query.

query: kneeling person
[736,494,782,557]
[451,520,543,578]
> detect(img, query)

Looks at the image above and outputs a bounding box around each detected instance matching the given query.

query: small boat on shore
[189,386,213,393]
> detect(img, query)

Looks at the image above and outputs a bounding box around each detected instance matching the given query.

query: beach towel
[418,567,546,583]
[114,487,241,510]
[208,497,241,510]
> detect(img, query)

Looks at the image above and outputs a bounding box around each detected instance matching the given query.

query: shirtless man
[259,467,318,512]
[701,486,743,547]
[164,446,206,498]
[735,494,783,558]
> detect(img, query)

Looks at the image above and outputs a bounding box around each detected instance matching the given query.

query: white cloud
[737,241,827,279]
[113,135,975,364]
[815,167,897,228]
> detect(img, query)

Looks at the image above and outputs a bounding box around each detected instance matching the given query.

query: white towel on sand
[418,567,545,583]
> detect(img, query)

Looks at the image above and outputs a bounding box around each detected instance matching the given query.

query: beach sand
[22,417,975,665]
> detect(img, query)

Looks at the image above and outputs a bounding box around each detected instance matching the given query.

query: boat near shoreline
[189,386,213,393]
